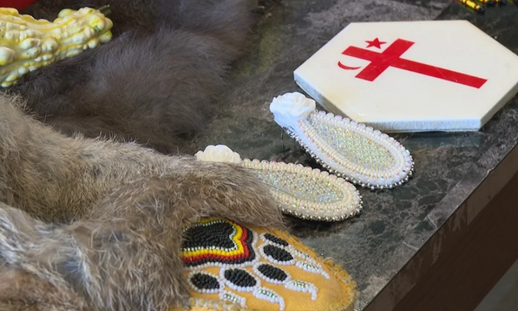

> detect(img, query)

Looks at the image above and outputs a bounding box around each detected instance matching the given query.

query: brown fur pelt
[0,94,284,311]
[3,0,261,155]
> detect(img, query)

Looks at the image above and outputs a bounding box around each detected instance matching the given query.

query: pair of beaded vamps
[170,217,357,311]
[196,92,414,222]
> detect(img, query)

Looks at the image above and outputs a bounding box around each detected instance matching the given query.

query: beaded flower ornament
[170,217,357,311]
[269,92,414,189]
[195,145,362,221]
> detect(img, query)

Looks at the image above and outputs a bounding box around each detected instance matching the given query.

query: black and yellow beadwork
[174,218,357,311]
[182,218,256,267]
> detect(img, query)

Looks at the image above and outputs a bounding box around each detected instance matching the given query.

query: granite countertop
[187,1,518,309]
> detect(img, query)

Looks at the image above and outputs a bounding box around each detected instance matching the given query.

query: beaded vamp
[270,92,414,189]
[240,159,362,221]
[170,218,357,311]
[195,145,362,222]
[288,111,414,189]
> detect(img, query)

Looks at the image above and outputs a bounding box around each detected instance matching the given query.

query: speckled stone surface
[187,1,518,310]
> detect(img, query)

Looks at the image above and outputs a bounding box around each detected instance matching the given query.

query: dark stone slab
[187,1,518,309]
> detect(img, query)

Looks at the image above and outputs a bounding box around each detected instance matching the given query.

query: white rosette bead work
[195,145,362,222]
[270,92,414,189]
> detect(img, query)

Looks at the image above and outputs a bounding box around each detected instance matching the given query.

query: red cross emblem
[338,38,487,89]
[0,0,38,10]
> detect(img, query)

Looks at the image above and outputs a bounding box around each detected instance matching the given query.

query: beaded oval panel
[178,218,357,311]
[284,111,414,189]
[240,159,362,221]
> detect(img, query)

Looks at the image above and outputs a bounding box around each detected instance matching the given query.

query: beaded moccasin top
[195,145,362,222]
[170,218,357,311]
[270,92,414,189]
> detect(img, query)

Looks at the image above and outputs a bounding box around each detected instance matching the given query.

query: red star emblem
[365,38,386,49]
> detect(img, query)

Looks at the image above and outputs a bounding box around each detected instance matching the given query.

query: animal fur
[4,0,261,154]
[0,95,285,311]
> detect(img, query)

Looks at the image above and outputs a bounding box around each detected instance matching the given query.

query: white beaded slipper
[269,92,414,189]
[195,145,362,222]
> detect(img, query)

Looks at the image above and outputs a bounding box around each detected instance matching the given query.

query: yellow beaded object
[0,7,113,87]
[172,218,357,311]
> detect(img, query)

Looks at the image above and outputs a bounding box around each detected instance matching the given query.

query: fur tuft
[0,94,284,310]
[0,2,283,309]
[6,0,259,154]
